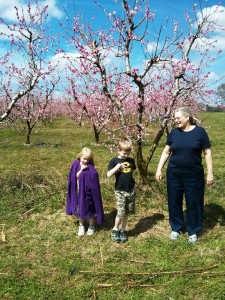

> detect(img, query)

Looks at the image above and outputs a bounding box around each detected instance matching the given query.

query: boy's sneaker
[78,225,85,236]
[87,225,95,236]
[188,234,198,244]
[170,231,180,240]
[111,230,120,242]
[120,229,128,243]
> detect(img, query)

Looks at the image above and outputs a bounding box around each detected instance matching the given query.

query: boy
[107,139,136,243]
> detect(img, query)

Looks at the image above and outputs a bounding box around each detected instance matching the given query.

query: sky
[1,0,225,91]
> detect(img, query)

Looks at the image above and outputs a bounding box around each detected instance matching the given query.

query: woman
[155,107,213,243]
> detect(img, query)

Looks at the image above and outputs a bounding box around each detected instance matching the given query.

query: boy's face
[118,149,130,159]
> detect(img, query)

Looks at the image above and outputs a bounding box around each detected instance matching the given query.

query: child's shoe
[111,230,120,242]
[87,225,95,236]
[120,229,128,243]
[78,225,85,236]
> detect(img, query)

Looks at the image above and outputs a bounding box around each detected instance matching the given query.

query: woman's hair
[175,107,199,125]
[77,147,94,165]
[118,139,132,151]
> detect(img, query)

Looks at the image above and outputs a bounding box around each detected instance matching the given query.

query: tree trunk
[136,138,148,184]
[147,125,168,171]
[26,120,32,145]
[93,124,100,144]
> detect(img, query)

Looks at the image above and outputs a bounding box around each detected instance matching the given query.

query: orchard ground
[0,113,225,300]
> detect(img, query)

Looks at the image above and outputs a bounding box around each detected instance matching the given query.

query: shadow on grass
[203,203,225,232]
[101,210,117,231]
[129,213,165,237]
[100,210,165,237]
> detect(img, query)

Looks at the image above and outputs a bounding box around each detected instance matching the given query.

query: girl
[66,147,105,236]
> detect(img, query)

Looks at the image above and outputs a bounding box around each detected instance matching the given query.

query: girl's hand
[76,161,88,178]
[80,162,88,170]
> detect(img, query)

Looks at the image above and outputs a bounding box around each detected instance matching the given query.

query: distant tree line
[205,105,225,112]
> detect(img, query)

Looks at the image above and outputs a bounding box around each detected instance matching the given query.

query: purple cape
[66,160,105,224]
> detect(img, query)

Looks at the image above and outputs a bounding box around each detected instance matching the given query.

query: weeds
[0,114,225,300]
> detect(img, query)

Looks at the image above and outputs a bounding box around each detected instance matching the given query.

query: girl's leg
[88,217,94,226]
[87,217,95,235]
[79,218,84,226]
[78,218,85,236]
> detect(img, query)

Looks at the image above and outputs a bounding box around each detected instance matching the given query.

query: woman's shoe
[188,234,197,244]
[170,231,180,240]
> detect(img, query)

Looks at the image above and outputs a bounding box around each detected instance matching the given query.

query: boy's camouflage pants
[115,189,136,217]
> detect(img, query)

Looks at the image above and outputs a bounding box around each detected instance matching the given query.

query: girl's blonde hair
[77,147,94,165]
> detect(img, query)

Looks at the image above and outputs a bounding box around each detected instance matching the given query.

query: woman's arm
[155,145,171,181]
[203,148,214,186]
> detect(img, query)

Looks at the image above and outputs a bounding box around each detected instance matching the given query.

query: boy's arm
[107,163,122,178]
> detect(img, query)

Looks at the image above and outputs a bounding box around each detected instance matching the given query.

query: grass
[0,113,225,300]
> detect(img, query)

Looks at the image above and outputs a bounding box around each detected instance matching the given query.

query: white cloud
[0,0,19,21]
[0,0,63,22]
[197,5,225,32]
[43,0,63,18]
[0,24,12,40]
[146,42,158,54]
[210,33,225,51]
[195,5,225,51]
[51,52,80,67]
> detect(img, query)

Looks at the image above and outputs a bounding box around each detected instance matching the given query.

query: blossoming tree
[0,1,59,122]
[61,0,223,182]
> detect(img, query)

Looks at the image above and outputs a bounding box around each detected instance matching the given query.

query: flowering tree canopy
[61,0,224,182]
[0,1,59,122]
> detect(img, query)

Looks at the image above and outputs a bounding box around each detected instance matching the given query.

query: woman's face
[174,112,189,129]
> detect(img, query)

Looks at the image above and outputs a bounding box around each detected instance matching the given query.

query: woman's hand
[155,170,163,181]
[206,172,214,186]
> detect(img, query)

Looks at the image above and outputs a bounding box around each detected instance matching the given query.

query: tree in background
[12,78,59,144]
[61,0,224,182]
[0,1,59,122]
[65,77,115,144]
[215,83,225,103]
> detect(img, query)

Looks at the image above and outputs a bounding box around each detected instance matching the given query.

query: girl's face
[80,156,89,165]
[174,112,189,129]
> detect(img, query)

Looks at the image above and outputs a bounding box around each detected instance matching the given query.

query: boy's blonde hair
[77,147,94,165]
[118,139,132,152]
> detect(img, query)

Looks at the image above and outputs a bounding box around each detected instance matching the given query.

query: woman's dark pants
[166,170,205,235]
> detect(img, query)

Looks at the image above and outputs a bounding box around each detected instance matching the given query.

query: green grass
[0,114,225,300]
